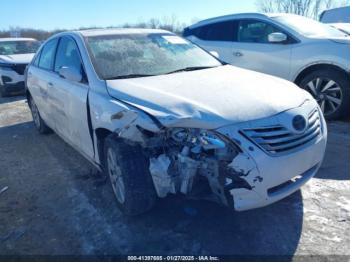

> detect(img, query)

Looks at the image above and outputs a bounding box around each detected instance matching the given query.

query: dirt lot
[0,95,349,256]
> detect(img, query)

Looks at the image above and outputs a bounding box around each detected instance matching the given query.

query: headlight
[0,63,14,71]
[169,128,226,150]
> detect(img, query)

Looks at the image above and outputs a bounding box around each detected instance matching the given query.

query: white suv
[184,13,350,119]
[0,38,40,97]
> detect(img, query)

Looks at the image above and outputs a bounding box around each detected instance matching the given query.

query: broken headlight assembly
[149,127,245,204]
[169,128,227,152]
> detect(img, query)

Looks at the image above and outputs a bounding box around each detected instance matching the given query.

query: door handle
[47,82,54,88]
[234,51,243,57]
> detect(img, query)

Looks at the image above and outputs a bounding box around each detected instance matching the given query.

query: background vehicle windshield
[0,40,40,55]
[272,15,347,38]
[85,33,222,79]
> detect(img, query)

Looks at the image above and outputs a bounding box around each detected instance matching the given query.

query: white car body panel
[329,23,350,35]
[185,13,350,82]
[26,29,327,211]
[217,99,327,210]
[107,65,311,129]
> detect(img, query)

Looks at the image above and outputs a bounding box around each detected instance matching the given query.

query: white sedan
[184,13,350,119]
[26,29,327,215]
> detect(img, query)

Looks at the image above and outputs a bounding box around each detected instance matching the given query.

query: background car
[320,6,350,35]
[0,38,40,97]
[25,29,326,215]
[328,23,350,35]
[184,13,350,120]
[320,6,350,24]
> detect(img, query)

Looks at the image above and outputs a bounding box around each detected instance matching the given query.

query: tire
[299,68,350,120]
[104,135,157,216]
[28,95,52,134]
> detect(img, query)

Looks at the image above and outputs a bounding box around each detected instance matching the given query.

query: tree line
[1,0,349,41]
[0,16,188,41]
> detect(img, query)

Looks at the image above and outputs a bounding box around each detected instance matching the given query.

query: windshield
[0,40,40,55]
[272,15,347,38]
[85,33,222,80]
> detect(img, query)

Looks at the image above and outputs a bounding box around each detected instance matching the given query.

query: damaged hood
[106,65,311,129]
[0,53,35,64]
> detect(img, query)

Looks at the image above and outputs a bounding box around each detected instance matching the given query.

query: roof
[76,28,171,37]
[189,13,269,28]
[188,12,305,29]
[0,37,37,42]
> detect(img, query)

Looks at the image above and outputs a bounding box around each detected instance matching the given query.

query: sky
[0,0,257,30]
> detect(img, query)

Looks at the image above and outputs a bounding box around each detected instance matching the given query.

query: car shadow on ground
[0,121,303,257]
[314,121,350,181]
[0,95,26,105]
[77,161,304,255]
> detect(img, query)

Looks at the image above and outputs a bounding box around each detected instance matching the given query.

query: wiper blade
[106,74,156,80]
[165,66,216,75]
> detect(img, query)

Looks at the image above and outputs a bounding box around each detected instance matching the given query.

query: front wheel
[103,135,157,216]
[300,69,350,120]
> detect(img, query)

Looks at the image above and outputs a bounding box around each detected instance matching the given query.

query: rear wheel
[300,69,350,120]
[28,96,52,134]
[103,135,157,216]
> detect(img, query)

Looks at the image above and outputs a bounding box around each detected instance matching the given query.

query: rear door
[230,19,293,80]
[49,36,94,159]
[27,38,59,128]
[186,20,238,62]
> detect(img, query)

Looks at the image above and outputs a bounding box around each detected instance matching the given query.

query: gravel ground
[0,96,349,256]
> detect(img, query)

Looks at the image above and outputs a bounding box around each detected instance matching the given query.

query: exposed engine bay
[127,127,259,206]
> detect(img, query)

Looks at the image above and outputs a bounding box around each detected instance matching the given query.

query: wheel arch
[294,63,350,86]
[26,89,32,101]
[95,127,114,167]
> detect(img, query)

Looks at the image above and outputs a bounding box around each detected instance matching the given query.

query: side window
[38,39,58,70]
[54,37,83,74]
[194,20,238,42]
[238,20,281,43]
[32,50,41,67]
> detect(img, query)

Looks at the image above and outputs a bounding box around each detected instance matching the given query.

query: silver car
[26,29,327,215]
[184,13,350,119]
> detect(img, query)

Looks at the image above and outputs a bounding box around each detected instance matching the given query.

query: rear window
[321,8,350,23]
[190,20,238,42]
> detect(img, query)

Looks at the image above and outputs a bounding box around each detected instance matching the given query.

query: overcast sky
[0,0,257,30]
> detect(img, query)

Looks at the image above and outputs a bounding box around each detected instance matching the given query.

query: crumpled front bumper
[216,101,327,211]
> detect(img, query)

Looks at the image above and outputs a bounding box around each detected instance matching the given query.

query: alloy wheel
[107,148,126,204]
[304,77,343,116]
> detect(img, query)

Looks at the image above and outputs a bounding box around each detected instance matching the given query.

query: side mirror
[210,51,219,58]
[58,66,82,83]
[268,32,288,43]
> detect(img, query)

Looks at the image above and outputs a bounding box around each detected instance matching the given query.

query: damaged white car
[26,29,327,215]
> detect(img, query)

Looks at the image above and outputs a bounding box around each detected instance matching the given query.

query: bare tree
[121,15,185,34]
[0,15,189,40]
[256,0,350,19]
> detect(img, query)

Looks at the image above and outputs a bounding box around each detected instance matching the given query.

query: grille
[11,64,27,75]
[241,108,322,155]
